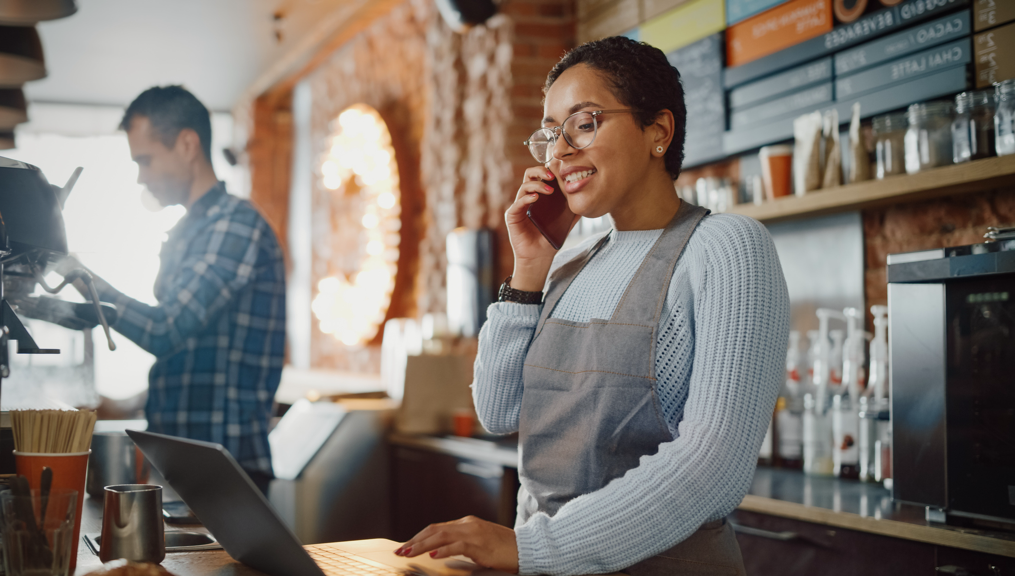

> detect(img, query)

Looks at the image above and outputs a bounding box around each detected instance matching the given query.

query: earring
[656,146,664,154]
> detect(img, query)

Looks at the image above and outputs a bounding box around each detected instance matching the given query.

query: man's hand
[53,255,112,298]
[394,516,519,573]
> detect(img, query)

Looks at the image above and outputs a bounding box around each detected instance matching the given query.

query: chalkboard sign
[729,57,833,109]
[834,10,971,75]
[724,0,970,88]
[669,34,726,167]
[836,38,971,98]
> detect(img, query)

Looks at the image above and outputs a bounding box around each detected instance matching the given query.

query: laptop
[127,429,497,576]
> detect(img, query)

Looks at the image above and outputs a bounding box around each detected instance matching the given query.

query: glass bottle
[904,101,955,174]
[832,393,859,479]
[873,113,907,179]
[952,90,997,163]
[803,393,833,476]
[996,79,1015,157]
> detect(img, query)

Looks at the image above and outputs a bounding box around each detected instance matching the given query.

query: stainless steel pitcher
[87,432,150,498]
[99,484,165,564]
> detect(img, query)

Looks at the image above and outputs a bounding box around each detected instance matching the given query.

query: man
[77,86,285,492]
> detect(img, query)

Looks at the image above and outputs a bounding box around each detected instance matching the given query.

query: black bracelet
[497,275,543,304]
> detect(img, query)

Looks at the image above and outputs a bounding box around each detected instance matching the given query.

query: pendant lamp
[0,131,14,150]
[0,25,45,87]
[0,0,77,25]
[0,88,26,129]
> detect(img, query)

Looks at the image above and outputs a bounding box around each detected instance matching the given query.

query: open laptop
[127,429,497,576]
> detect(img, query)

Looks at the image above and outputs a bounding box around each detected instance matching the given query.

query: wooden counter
[742,467,1015,559]
[390,434,1015,560]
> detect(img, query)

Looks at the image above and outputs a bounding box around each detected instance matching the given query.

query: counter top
[390,434,1015,559]
[741,468,1015,558]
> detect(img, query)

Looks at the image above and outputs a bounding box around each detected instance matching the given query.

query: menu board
[836,38,971,98]
[724,0,970,88]
[729,57,833,109]
[668,34,725,167]
[834,10,971,75]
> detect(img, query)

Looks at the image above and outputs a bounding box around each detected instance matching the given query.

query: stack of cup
[10,410,97,574]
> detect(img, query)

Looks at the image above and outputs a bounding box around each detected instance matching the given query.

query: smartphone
[526,176,575,250]
[163,500,201,525]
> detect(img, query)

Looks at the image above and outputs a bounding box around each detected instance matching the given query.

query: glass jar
[997,79,1015,157]
[904,101,955,174]
[952,90,997,163]
[872,113,907,179]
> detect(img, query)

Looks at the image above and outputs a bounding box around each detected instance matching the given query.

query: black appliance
[887,231,1015,527]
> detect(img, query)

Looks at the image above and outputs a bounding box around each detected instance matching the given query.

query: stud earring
[656,146,664,154]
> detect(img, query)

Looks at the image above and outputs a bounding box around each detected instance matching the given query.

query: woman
[396,36,789,575]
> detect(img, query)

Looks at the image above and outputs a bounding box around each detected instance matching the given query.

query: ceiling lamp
[435,0,497,33]
[0,0,76,25]
[0,25,45,87]
[312,104,402,347]
[0,88,26,129]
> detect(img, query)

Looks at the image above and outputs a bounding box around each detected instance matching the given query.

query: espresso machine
[0,156,117,473]
[887,229,1015,528]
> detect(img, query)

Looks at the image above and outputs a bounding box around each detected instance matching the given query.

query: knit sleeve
[514,215,790,575]
[471,302,541,434]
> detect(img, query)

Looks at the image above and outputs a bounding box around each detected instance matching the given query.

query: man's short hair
[120,86,213,162]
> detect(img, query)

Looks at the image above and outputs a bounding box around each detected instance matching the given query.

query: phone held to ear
[526,176,575,250]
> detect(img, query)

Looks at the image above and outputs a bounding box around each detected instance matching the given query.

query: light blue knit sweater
[472,213,790,575]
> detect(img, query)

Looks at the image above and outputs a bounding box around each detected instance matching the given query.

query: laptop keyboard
[306,544,403,576]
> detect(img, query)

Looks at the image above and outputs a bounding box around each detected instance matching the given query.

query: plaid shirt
[98,183,286,475]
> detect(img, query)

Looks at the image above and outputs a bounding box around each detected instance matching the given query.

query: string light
[312,104,401,346]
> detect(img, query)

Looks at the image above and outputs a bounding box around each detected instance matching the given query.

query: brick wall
[863,188,1015,312]
[270,0,575,372]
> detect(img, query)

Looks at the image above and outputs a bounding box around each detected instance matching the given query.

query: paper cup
[759,145,793,200]
[15,451,90,572]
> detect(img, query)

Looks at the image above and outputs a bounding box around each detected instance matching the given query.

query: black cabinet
[390,445,519,542]
[732,510,1015,576]
[732,510,936,575]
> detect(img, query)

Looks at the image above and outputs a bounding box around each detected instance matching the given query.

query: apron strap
[610,202,709,327]
[533,232,611,338]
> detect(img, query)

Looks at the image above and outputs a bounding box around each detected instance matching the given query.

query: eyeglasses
[523,109,634,164]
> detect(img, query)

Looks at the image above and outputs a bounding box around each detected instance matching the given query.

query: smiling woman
[397,37,791,576]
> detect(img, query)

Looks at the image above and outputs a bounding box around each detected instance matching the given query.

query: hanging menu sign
[668,34,725,167]
[834,10,971,74]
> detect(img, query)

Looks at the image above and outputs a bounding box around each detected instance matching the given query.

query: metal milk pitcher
[100,484,165,564]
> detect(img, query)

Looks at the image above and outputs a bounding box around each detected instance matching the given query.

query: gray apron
[518,202,746,576]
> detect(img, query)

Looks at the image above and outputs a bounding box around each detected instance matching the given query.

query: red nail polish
[404,546,412,556]
[546,172,554,179]
[544,185,553,191]
[430,551,438,558]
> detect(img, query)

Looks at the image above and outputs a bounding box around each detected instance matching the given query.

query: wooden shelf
[727,155,1015,224]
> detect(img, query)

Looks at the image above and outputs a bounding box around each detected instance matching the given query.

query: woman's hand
[394,516,519,573]
[504,166,567,292]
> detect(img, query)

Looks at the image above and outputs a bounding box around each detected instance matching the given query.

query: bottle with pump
[803,393,833,475]
[829,329,845,390]
[832,393,860,478]
[777,331,804,468]
[803,309,844,476]
[866,305,892,485]
[804,330,819,393]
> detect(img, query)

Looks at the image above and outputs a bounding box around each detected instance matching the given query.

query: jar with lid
[997,79,1015,156]
[872,113,907,179]
[904,101,955,174]
[952,90,996,163]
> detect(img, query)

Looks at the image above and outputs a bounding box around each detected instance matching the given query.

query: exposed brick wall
[290,0,574,371]
[862,188,1015,314]
[304,0,431,372]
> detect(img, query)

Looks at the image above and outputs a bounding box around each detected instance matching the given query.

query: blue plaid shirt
[98,183,286,475]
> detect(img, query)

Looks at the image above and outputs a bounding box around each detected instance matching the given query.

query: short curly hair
[544,36,687,180]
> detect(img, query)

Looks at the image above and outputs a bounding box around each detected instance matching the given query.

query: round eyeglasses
[523,109,634,164]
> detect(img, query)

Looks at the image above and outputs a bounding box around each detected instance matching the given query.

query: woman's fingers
[394,516,518,572]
